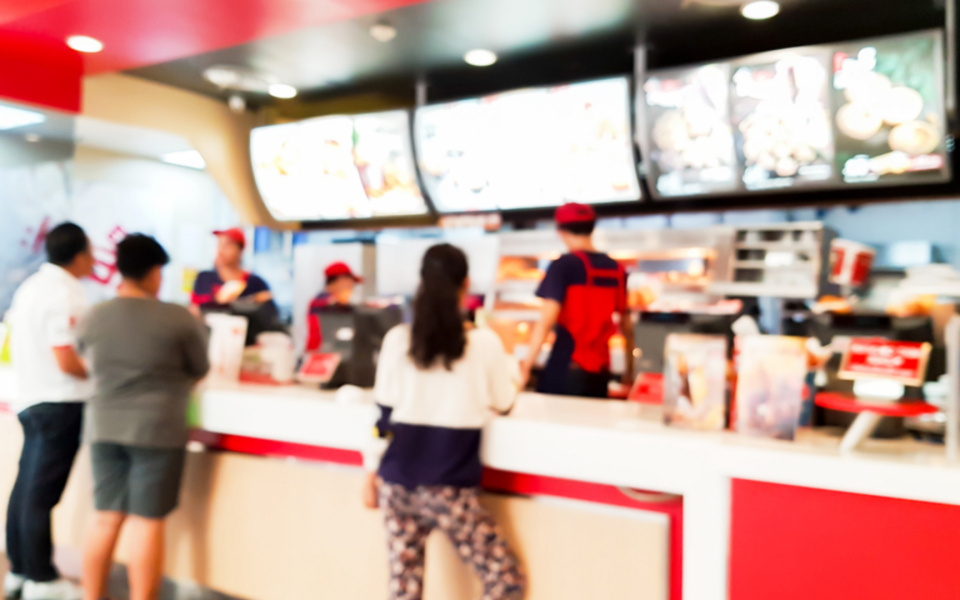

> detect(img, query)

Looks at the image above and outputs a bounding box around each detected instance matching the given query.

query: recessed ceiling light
[161,150,206,170]
[66,35,104,53]
[24,133,40,143]
[268,83,298,99]
[0,105,45,130]
[741,1,780,19]
[369,22,397,43]
[464,49,497,67]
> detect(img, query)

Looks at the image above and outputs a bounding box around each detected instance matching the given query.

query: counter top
[3,366,958,600]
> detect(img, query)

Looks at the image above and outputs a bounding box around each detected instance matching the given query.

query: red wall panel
[730,479,960,600]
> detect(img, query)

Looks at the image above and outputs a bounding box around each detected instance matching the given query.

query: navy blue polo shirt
[191,270,270,311]
[535,252,625,394]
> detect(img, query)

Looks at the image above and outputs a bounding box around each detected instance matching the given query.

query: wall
[70,146,241,305]
[81,74,279,229]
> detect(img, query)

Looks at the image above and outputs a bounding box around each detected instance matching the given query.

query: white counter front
[4,368,960,600]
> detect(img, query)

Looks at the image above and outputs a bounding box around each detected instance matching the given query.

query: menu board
[250,110,429,222]
[644,65,738,197]
[415,77,641,213]
[832,31,948,185]
[642,30,949,199]
[731,49,835,191]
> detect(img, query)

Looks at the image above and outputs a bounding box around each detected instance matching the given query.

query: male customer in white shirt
[4,223,94,600]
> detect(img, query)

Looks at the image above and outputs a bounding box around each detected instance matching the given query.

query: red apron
[557,251,625,374]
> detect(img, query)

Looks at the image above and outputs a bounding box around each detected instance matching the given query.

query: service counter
[3,368,960,600]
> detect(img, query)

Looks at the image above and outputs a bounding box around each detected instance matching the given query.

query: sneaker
[3,573,25,600]
[20,580,81,600]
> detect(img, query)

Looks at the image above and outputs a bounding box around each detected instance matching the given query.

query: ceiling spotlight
[369,22,397,43]
[24,133,40,143]
[228,94,246,114]
[464,49,497,67]
[67,35,104,53]
[741,0,780,19]
[268,83,298,99]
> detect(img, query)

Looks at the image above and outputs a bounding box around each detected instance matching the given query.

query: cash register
[314,304,403,388]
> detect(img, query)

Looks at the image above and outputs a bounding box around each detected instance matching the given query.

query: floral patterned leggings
[380,483,525,600]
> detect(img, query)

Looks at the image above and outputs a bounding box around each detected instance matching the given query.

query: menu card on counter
[663,334,728,431]
[735,335,808,441]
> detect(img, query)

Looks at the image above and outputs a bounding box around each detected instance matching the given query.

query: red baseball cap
[325,262,363,282]
[555,203,596,225]
[213,228,246,249]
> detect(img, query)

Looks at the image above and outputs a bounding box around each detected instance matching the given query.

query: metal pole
[946,315,960,462]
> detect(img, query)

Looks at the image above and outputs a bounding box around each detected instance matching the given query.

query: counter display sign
[415,77,641,213]
[663,334,728,430]
[832,31,948,185]
[839,338,931,386]
[250,110,429,222]
[735,335,808,441]
[644,65,738,197]
[731,50,835,191]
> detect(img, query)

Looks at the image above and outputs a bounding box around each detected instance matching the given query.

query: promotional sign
[298,352,343,384]
[735,335,808,441]
[839,337,931,386]
[663,334,728,430]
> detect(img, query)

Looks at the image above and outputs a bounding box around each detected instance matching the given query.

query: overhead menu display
[644,64,738,197]
[642,30,949,199]
[251,110,429,222]
[832,32,947,185]
[731,49,835,191]
[415,77,641,213]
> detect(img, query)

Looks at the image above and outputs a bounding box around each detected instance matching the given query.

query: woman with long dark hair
[363,243,524,600]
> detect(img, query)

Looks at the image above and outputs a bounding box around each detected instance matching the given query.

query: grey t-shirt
[79,297,210,448]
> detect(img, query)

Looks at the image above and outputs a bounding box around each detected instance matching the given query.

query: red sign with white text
[297,352,342,384]
[839,338,931,386]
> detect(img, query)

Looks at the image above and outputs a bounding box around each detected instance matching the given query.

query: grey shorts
[90,443,186,519]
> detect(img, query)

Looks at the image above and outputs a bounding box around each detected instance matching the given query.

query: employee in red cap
[189,228,273,316]
[520,203,633,398]
[305,262,363,352]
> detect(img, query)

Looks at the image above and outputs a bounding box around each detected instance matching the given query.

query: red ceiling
[0,0,436,111]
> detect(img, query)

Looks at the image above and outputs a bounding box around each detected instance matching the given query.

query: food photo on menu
[731,51,835,191]
[831,31,948,185]
[735,335,808,441]
[352,111,429,217]
[662,334,728,431]
[644,64,738,198]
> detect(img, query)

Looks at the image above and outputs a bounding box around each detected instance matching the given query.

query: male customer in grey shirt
[76,234,209,600]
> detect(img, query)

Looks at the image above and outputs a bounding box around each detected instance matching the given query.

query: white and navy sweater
[365,325,520,489]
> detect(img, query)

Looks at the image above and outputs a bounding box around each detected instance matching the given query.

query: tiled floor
[2,553,242,600]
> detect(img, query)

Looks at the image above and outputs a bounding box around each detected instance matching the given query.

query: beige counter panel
[0,413,668,600]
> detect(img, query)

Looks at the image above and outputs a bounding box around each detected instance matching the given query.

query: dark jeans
[565,367,611,399]
[6,402,83,582]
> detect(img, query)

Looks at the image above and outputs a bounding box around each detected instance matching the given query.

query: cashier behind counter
[190,228,282,345]
[522,204,634,399]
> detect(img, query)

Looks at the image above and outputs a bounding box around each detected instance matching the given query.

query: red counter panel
[730,479,960,600]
